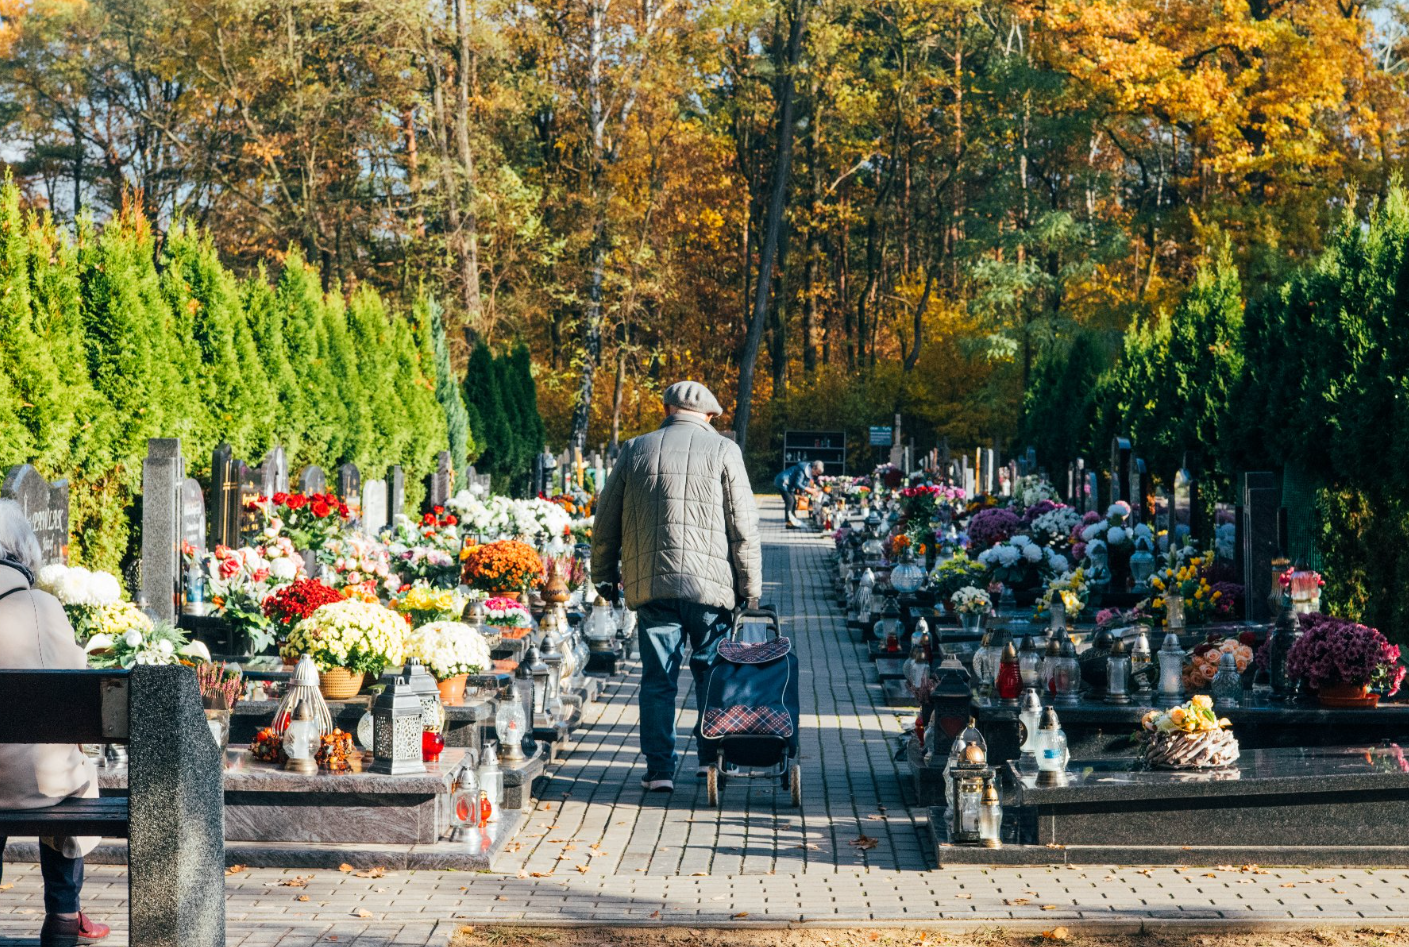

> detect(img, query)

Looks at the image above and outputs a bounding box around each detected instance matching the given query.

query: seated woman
[0,499,111,946]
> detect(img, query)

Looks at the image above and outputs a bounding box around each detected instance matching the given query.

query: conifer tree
[273,248,343,469]
[462,343,511,484]
[416,296,473,479]
[242,267,304,461]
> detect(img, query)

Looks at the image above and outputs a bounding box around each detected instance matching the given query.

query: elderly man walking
[592,381,762,792]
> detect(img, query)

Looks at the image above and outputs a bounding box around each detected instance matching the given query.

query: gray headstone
[962,466,975,498]
[983,448,996,494]
[142,439,185,624]
[426,451,452,511]
[1171,463,1195,546]
[263,446,289,496]
[362,479,388,536]
[210,444,240,549]
[1,464,70,565]
[180,478,206,554]
[1110,436,1133,507]
[298,465,327,496]
[1084,471,1099,513]
[387,465,406,520]
[127,665,226,947]
[1238,471,1279,622]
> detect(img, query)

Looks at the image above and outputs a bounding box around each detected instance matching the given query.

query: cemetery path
[7,499,1409,944]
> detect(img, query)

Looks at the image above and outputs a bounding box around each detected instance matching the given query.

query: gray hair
[0,499,43,575]
[811,461,826,472]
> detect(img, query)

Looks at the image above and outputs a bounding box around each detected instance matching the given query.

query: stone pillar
[127,665,226,947]
[1110,436,1132,507]
[142,439,185,623]
[387,465,406,521]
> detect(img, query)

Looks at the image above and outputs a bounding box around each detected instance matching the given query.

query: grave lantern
[524,645,554,728]
[1156,631,1186,708]
[876,595,904,653]
[978,783,1003,849]
[1165,592,1186,634]
[370,667,427,776]
[855,569,876,622]
[1018,635,1042,688]
[447,761,480,843]
[1130,629,1154,697]
[539,632,566,720]
[1053,637,1082,706]
[1040,634,1062,695]
[1105,637,1131,704]
[476,741,503,823]
[585,594,617,650]
[1130,536,1157,590]
[914,619,932,662]
[1269,592,1302,701]
[281,700,319,775]
[1017,688,1042,764]
[1035,707,1069,787]
[947,740,992,845]
[495,698,528,762]
[995,640,1022,706]
[926,657,973,765]
[1212,650,1243,709]
[889,547,925,595]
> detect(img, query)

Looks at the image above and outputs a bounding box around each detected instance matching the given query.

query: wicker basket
[318,667,365,700]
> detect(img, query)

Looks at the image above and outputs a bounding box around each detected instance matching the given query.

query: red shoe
[40,912,111,945]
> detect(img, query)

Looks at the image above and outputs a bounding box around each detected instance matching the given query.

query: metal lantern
[889,547,926,595]
[978,783,1003,849]
[447,760,480,843]
[539,633,566,720]
[274,654,333,736]
[1130,628,1154,697]
[860,534,886,566]
[495,696,528,762]
[1018,635,1042,688]
[947,740,992,845]
[1130,536,1157,590]
[1156,630,1186,708]
[404,657,445,732]
[926,657,972,766]
[876,595,904,653]
[1053,636,1082,706]
[1017,687,1042,763]
[1212,650,1243,709]
[281,700,319,775]
[370,667,427,776]
[1269,592,1301,700]
[524,645,554,728]
[1105,637,1131,704]
[1034,706,1069,787]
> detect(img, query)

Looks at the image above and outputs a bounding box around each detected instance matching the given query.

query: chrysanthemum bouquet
[949,586,991,616]
[461,540,543,594]
[281,599,406,675]
[83,619,211,669]
[405,621,491,681]
[483,596,531,628]
[391,584,469,628]
[37,564,125,640]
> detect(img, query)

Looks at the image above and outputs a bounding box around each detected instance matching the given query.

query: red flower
[287,495,308,511]
[219,558,241,579]
[445,515,458,526]
[434,506,445,515]
[312,500,332,518]
[252,567,270,583]
[272,492,289,506]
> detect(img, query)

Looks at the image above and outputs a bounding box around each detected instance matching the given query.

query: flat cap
[662,380,723,416]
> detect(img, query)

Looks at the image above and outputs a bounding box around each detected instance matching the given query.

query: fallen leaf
[278,876,312,888]
[338,864,354,873]
[1042,927,1070,941]
[0,884,12,892]
[530,871,553,878]
[691,871,708,877]
[1204,873,1217,878]
[563,844,577,851]
[1281,883,1296,888]
[575,865,589,874]
[224,865,247,876]
[955,893,972,900]
[353,908,374,918]
[650,911,661,919]
[734,912,750,918]
[849,835,879,850]
[1004,898,1030,906]
[354,867,386,879]
[866,814,886,821]
[296,895,310,902]
[1041,905,1057,911]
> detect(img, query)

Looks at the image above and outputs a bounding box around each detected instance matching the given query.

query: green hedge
[0,181,456,573]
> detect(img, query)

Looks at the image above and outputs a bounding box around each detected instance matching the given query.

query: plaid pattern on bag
[717,638,791,664]
[702,704,794,739]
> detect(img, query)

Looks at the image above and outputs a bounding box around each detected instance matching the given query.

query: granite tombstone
[142,439,186,623]
[1,464,69,564]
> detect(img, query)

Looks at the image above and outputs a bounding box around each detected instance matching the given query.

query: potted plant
[461,539,544,598]
[405,621,492,705]
[976,535,1065,606]
[930,551,987,615]
[1286,613,1406,707]
[281,599,407,699]
[949,586,991,634]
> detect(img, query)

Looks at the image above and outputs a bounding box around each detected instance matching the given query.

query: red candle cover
[996,657,1023,701]
[421,730,445,763]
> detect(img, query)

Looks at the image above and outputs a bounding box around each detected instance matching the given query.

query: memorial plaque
[1,464,69,564]
[298,465,327,496]
[362,479,389,537]
[181,478,207,553]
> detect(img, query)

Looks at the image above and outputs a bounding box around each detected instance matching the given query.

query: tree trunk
[902,272,935,373]
[769,219,790,393]
[733,0,806,454]
[453,0,484,332]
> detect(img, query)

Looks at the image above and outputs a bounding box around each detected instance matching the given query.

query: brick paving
[4,498,1409,945]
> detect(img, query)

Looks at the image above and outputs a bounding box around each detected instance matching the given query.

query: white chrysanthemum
[1022,543,1042,563]
[1106,526,1127,545]
[1133,523,1154,541]
[270,558,298,581]
[1081,524,1104,543]
[997,545,1020,567]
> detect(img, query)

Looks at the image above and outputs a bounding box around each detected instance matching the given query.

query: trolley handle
[731,600,781,641]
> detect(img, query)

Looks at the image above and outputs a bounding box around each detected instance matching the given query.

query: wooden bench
[0,665,225,947]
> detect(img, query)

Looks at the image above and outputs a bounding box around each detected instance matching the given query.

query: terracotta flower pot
[436,673,468,706]
[1317,681,1379,708]
[319,667,365,700]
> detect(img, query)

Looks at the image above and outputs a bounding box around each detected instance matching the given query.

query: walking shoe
[641,773,675,792]
[40,912,111,946]
[696,765,712,778]
[785,521,799,530]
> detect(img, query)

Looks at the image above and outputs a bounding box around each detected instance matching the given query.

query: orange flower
[463,540,544,594]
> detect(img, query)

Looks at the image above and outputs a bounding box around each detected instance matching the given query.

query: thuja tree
[416,296,474,477]
[463,343,511,482]
[1019,331,1105,488]
[274,249,347,469]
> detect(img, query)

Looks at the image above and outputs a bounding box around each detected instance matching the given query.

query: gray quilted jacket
[591,413,763,610]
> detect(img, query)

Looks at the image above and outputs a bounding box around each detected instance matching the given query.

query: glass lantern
[889,548,926,596]
[860,535,887,567]
[1018,635,1042,689]
[281,700,319,775]
[1047,595,1067,635]
[1053,637,1082,706]
[447,760,480,843]
[495,697,528,762]
[947,741,991,845]
[476,741,503,823]
[1105,637,1131,704]
[1211,650,1243,709]
[1017,688,1042,764]
[942,717,987,819]
[1130,629,1154,697]
[1269,593,1301,700]
[1165,592,1186,634]
[856,569,876,623]
[914,619,932,662]
[1040,634,1062,696]
[370,668,428,776]
[1156,631,1186,708]
[995,640,1022,705]
[978,783,1003,849]
[876,596,904,653]
[525,645,554,728]
[1130,536,1157,590]
[585,595,618,651]
[1034,706,1069,787]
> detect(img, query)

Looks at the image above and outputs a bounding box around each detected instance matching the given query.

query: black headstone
[387,465,406,521]
[1238,471,1279,622]
[337,463,361,503]
[1129,456,1149,524]
[298,465,327,496]
[425,451,453,510]
[1110,436,1132,507]
[210,444,241,549]
[1,464,69,564]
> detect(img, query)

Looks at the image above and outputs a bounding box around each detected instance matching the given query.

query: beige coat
[592,413,763,610]
[0,562,101,857]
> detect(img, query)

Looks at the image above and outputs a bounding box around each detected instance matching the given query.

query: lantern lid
[592,594,608,608]
[1130,629,1152,654]
[1001,640,1018,662]
[291,699,312,722]
[1039,706,1061,729]
[404,656,440,698]
[982,783,1001,805]
[1059,637,1077,658]
[1109,637,1127,656]
[1161,630,1183,652]
[1019,635,1038,656]
[961,740,987,765]
[291,654,320,688]
[372,668,423,714]
[1218,650,1238,668]
[1044,635,1062,656]
[880,596,902,619]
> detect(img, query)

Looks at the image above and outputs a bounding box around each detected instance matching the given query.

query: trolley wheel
[706,765,720,808]
[789,764,802,807]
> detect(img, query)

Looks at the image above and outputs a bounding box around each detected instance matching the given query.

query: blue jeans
[0,837,83,914]
[636,599,732,776]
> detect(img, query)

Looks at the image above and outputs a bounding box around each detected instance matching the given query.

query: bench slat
[0,670,129,744]
[0,798,129,838]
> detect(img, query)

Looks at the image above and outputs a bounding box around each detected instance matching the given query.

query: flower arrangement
[316,730,357,772]
[1038,568,1089,617]
[281,599,407,675]
[976,535,1065,591]
[386,509,463,588]
[1148,553,1234,626]
[405,621,492,681]
[899,484,947,524]
[1184,636,1255,691]
[197,661,244,711]
[482,596,532,628]
[202,544,287,652]
[1286,613,1405,695]
[319,533,399,596]
[83,619,211,669]
[448,493,572,546]
[391,585,468,627]
[461,539,544,594]
[1010,475,1058,510]
[930,551,988,602]
[966,507,1023,551]
[1141,695,1229,734]
[1280,566,1325,613]
[36,564,125,640]
[1027,506,1082,549]
[263,579,345,634]
[250,491,351,551]
[950,586,991,615]
[250,726,286,764]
